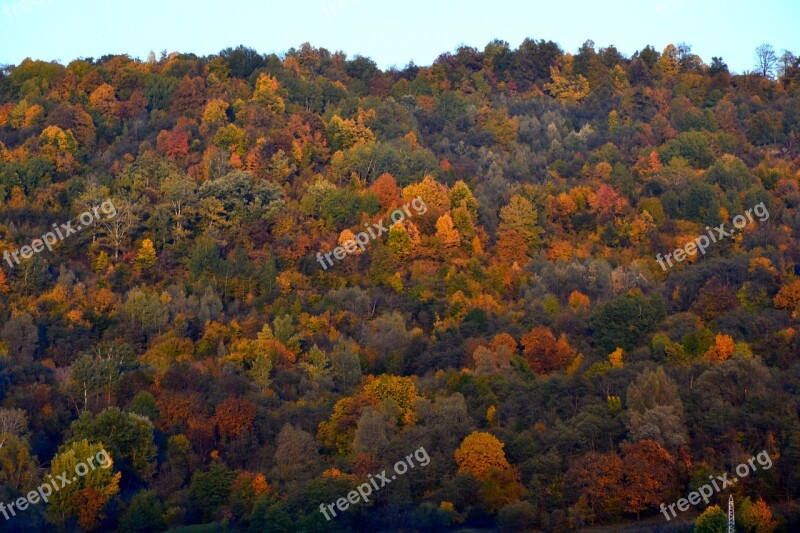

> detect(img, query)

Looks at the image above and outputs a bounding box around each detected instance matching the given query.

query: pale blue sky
[0,0,797,72]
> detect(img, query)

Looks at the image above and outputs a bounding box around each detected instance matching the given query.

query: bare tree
[0,408,28,449]
[779,49,797,78]
[755,43,778,78]
[100,199,138,260]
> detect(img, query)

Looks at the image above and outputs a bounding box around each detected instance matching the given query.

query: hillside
[0,41,799,531]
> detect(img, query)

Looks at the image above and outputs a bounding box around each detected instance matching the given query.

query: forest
[0,39,799,532]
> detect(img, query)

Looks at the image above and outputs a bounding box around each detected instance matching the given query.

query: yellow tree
[88,84,117,115]
[705,333,736,362]
[499,194,542,249]
[545,55,590,104]
[609,348,625,368]
[338,229,363,255]
[47,440,121,531]
[201,99,230,132]
[402,175,450,218]
[455,431,523,512]
[135,239,157,273]
[454,431,512,481]
[657,44,680,78]
[363,374,419,425]
[435,213,461,247]
[251,73,285,114]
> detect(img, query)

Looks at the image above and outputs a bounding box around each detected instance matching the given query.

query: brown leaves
[214,397,257,439]
[521,327,576,375]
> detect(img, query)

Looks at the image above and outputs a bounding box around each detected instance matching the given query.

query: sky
[0,0,797,73]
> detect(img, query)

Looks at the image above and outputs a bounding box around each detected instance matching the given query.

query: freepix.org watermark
[0,448,112,522]
[660,450,773,521]
[2,0,53,23]
[2,199,117,270]
[656,202,769,272]
[316,196,427,270]
[318,446,430,521]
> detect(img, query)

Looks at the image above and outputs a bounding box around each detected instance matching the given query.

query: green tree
[69,407,157,481]
[188,462,238,520]
[694,505,727,533]
[119,490,166,532]
[590,292,666,352]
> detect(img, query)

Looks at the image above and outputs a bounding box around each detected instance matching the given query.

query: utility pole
[728,495,735,533]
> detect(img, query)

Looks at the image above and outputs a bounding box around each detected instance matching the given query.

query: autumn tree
[435,213,461,247]
[135,238,157,275]
[455,431,522,513]
[545,55,590,104]
[704,333,736,363]
[454,431,512,481]
[370,172,401,209]
[251,73,285,113]
[47,440,121,530]
[619,440,676,519]
[214,397,257,439]
[774,278,800,319]
[566,451,624,521]
[739,497,778,533]
[499,194,542,249]
[520,326,575,374]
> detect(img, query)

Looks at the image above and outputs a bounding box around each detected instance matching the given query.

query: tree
[273,424,318,474]
[455,431,522,513]
[69,407,157,481]
[123,288,169,337]
[119,490,166,532]
[0,434,38,494]
[214,397,257,439]
[363,374,418,425]
[248,352,274,392]
[435,213,461,247]
[473,344,513,375]
[619,440,675,519]
[251,73,285,114]
[566,451,624,520]
[135,239,157,274]
[0,408,27,450]
[545,55,590,104]
[370,172,401,209]
[520,326,575,375]
[329,337,362,390]
[66,342,135,413]
[353,405,392,454]
[160,172,197,236]
[0,312,38,363]
[624,368,689,451]
[739,497,778,533]
[774,278,800,319]
[454,431,512,481]
[47,440,121,530]
[590,292,665,352]
[219,45,265,78]
[705,333,736,363]
[695,505,727,532]
[188,462,237,521]
[99,199,138,261]
[755,44,778,78]
[499,194,541,247]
